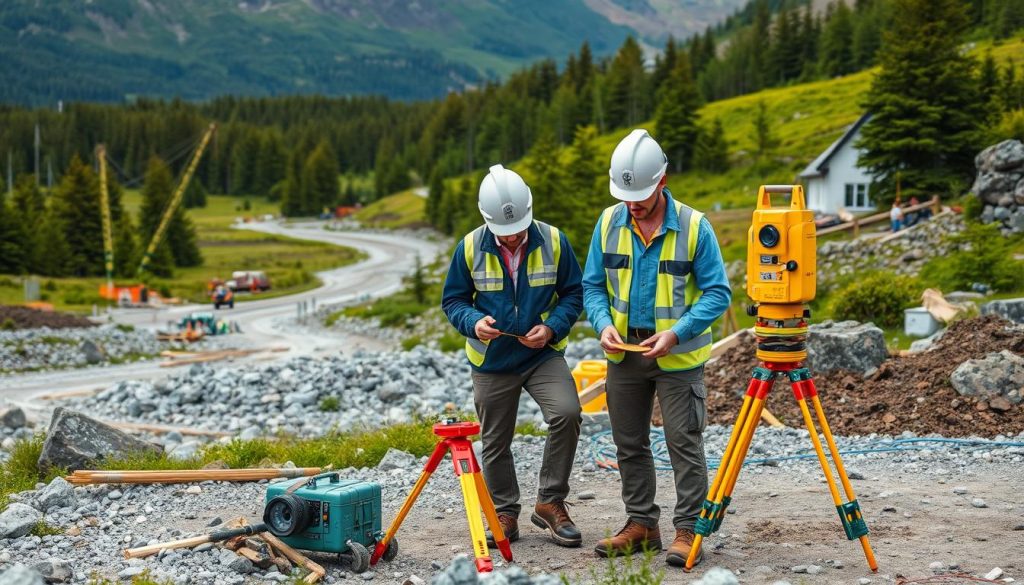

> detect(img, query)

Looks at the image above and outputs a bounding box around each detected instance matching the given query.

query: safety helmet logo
[501,203,515,221]
[621,170,634,187]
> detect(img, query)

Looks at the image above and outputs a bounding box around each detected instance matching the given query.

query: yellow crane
[95,144,115,299]
[137,122,216,276]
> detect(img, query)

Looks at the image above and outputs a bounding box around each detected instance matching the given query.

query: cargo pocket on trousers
[689,382,707,432]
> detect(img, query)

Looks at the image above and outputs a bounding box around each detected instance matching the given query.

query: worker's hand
[600,325,625,353]
[520,324,554,349]
[474,316,500,341]
[640,330,678,359]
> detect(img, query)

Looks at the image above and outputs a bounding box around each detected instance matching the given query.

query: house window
[844,183,871,208]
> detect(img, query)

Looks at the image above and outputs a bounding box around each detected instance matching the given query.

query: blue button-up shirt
[582,190,732,344]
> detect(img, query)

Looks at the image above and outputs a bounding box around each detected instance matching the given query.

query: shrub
[400,335,422,351]
[961,193,983,223]
[829,272,921,328]
[319,396,340,411]
[1,318,15,331]
[920,223,1024,293]
[438,330,464,353]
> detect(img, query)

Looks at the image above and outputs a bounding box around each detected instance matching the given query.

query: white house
[799,113,875,215]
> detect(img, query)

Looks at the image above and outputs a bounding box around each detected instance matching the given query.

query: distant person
[582,129,731,568]
[890,201,904,232]
[441,164,585,549]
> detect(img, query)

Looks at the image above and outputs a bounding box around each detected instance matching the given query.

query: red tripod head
[433,420,480,438]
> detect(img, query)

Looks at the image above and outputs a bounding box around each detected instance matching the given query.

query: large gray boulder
[377,448,418,471]
[976,139,1024,173]
[0,565,46,585]
[0,502,42,539]
[982,298,1024,324]
[37,407,161,472]
[807,321,889,375]
[950,350,1024,404]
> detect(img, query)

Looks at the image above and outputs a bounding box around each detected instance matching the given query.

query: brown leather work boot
[485,513,519,548]
[594,520,662,558]
[532,501,582,547]
[665,528,702,567]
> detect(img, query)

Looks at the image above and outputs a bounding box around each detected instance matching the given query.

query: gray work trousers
[471,355,582,517]
[606,350,708,530]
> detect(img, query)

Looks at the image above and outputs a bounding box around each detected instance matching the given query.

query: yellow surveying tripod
[685,185,878,572]
[370,420,513,573]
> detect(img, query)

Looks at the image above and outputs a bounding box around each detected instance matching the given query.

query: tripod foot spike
[683,534,704,571]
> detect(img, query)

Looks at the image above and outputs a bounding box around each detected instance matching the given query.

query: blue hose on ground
[588,429,1024,471]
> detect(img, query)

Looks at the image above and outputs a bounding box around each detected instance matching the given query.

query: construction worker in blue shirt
[442,164,585,549]
[583,130,732,567]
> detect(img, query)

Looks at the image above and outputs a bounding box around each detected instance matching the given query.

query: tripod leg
[447,438,494,572]
[790,370,878,572]
[473,471,513,562]
[370,440,448,565]
[686,368,775,571]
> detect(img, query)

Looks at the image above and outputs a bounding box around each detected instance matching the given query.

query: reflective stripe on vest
[462,222,567,367]
[598,200,713,371]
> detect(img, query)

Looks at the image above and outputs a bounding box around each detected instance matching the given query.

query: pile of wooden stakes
[66,467,323,485]
[125,517,327,584]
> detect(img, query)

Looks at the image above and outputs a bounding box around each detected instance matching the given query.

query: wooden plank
[577,378,606,408]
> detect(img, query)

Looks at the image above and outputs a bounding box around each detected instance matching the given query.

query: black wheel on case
[343,541,370,573]
[381,537,399,562]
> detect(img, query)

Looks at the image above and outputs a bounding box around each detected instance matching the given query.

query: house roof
[798,112,872,179]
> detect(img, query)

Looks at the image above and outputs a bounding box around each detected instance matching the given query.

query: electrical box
[904,307,940,338]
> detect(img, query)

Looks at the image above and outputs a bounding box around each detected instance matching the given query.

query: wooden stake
[259,533,326,584]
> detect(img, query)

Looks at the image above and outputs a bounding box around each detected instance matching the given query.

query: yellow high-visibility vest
[598,200,713,371]
[463,221,567,367]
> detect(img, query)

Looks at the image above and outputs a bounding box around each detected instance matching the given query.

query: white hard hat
[608,129,668,202]
[478,164,533,236]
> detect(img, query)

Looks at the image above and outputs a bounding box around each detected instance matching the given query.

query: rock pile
[972,139,1024,234]
[65,341,601,445]
[816,213,965,292]
[0,325,177,374]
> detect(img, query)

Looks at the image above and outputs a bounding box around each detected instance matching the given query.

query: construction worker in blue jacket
[442,164,585,549]
[583,130,732,567]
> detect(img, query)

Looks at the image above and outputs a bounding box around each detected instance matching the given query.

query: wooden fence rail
[817,195,941,237]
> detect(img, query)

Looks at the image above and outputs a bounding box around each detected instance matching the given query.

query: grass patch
[400,335,423,350]
[0,435,63,509]
[514,421,547,437]
[585,544,664,585]
[89,571,174,585]
[318,396,340,412]
[30,520,64,537]
[352,189,428,229]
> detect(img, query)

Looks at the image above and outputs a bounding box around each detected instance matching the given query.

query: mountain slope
[0,0,744,105]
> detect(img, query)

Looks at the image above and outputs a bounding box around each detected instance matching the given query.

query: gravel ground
[1,427,1022,584]
[0,325,217,375]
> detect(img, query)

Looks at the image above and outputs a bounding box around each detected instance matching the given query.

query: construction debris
[66,467,324,485]
[159,346,288,367]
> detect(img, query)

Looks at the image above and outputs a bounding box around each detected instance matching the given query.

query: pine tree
[856,0,985,201]
[754,100,778,162]
[254,130,287,197]
[979,51,1002,115]
[561,126,605,256]
[820,1,856,77]
[0,192,26,274]
[10,174,45,272]
[1003,63,1023,111]
[694,118,730,173]
[426,165,445,228]
[652,37,679,98]
[49,155,104,276]
[655,53,702,173]
[521,131,570,233]
[139,156,201,275]
[605,37,649,129]
[182,178,208,209]
[302,140,340,215]
[37,208,71,277]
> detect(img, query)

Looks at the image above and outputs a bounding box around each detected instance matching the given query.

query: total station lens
[758,225,781,248]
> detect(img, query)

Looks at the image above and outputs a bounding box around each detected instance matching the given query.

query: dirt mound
[0,305,97,330]
[706,315,1024,438]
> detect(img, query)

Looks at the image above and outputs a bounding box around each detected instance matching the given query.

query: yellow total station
[746,185,816,362]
